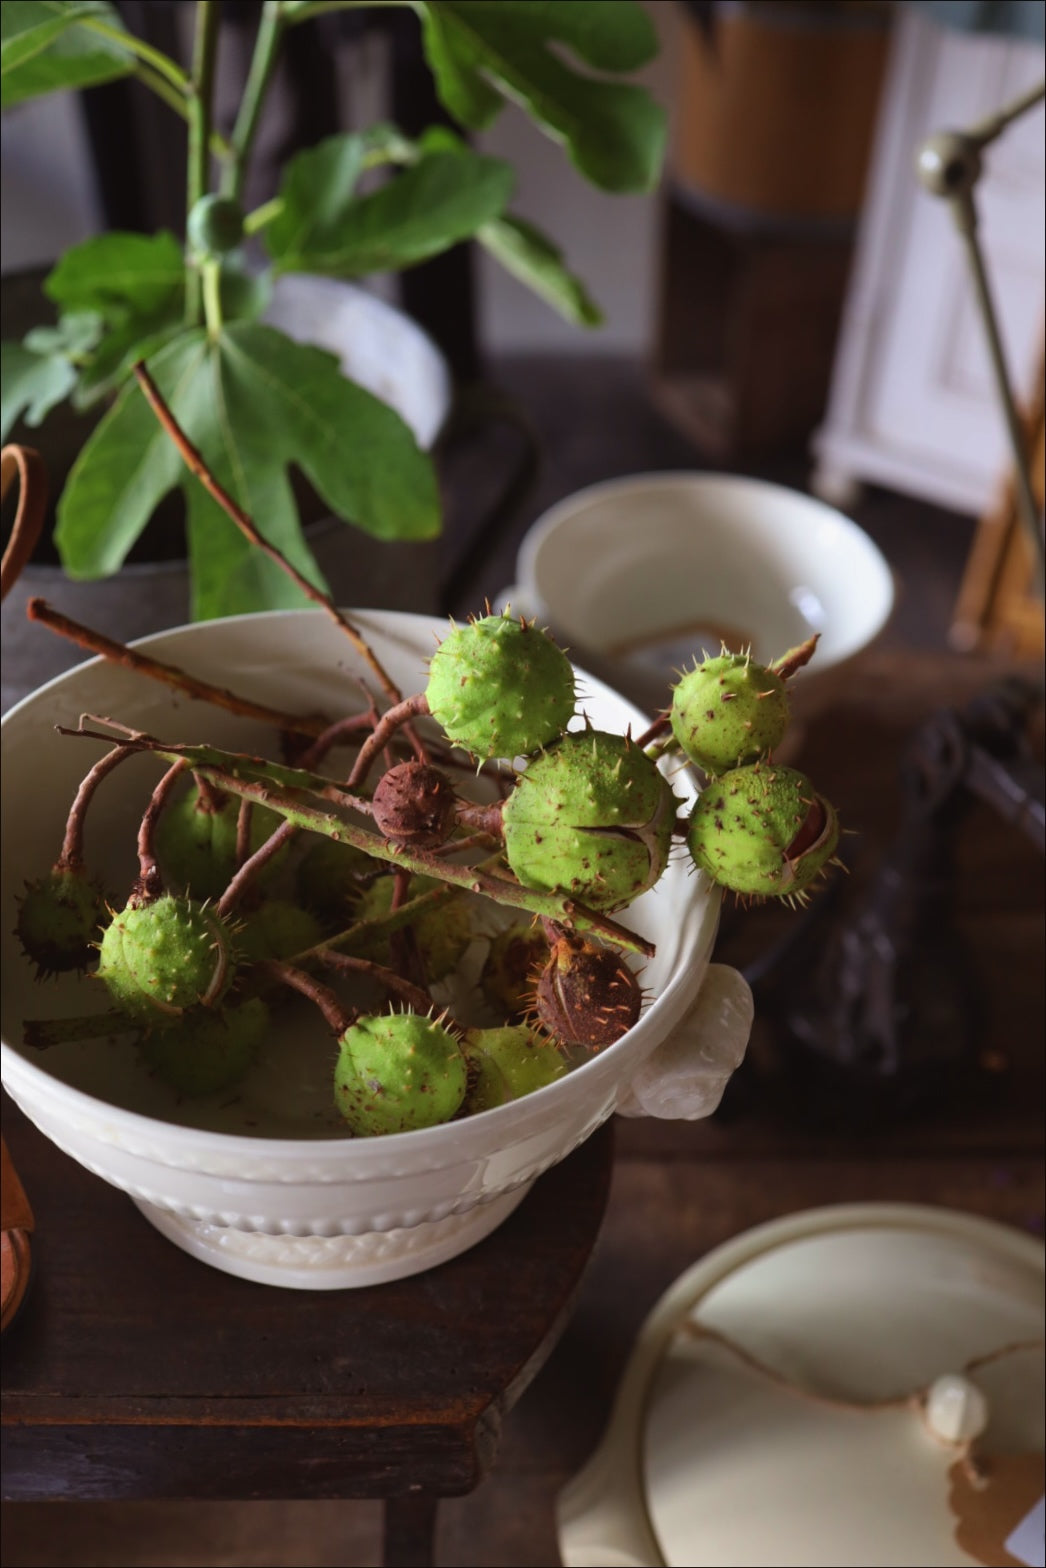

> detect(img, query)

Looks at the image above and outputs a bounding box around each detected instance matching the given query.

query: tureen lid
[557,1204,1044,1568]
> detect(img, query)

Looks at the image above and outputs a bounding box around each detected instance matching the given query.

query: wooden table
[0,1113,613,1567]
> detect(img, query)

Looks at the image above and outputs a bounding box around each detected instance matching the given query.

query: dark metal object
[755,678,1044,1122]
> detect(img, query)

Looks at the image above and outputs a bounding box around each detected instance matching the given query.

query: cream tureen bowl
[0,610,752,1289]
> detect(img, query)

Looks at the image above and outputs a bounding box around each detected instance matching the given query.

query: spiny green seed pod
[236,898,324,963]
[669,650,790,775]
[140,998,269,1097]
[464,1024,566,1104]
[97,893,235,1026]
[425,612,576,759]
[334,1010,467,1136]
[372,760,457,849]
[686,763,840,900]
[186,193,244,258]
[156,785,285,902]
[533,933,643,1048]
[502,730,677,911]
[355,874,474,981]
[480,922,551,1019]
[16,865,109,977]
[296,837,378,929]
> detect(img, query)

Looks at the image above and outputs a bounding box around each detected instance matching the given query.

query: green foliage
[1,0,666,618]
[0,1,133,108]
[267,140,515,277]
[416,0,665,191]
[56,323,440,619]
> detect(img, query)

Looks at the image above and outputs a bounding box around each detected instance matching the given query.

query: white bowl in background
[502,472,895,722]
[1,609,752,1290]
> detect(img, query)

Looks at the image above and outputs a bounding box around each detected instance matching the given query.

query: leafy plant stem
[79,16,192,96]
[129,65,231,160]
[242,197,284,235]
[202,260,224,336]
[222,0,286,202]
[186,1,220,326]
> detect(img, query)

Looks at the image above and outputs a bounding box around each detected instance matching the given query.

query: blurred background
[3,0,1043,646]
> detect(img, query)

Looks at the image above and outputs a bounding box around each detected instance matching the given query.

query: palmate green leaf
[42,231,188,407]
[478,214,602,327]
[0,339,77,440]
[266,142,513,277]
[56,322,440,620]
[417,0,666,193]
[44,230,186,318]
[1,1,132,108]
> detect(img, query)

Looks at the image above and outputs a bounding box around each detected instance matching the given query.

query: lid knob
[924,1373,989,1444]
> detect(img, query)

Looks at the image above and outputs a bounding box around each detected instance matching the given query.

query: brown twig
[1,445,48,601]
[132,360,406,712]
[347,693,431,787]
[57,744,138,872]
[260,961,354,1035]
[27,598,332,739]
[317,949,438,1017]
[133,759,188,905]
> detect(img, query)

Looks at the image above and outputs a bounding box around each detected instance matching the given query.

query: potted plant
[1,0,667,621]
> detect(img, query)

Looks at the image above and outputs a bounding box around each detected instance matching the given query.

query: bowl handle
[615,963,753,1120]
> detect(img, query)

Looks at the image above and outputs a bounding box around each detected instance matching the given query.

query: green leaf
[1,1,132,107]
[417,0,666,192]
[265,134,366,267]
[268,146,513,277]
[417,4,503,130]
[44,230,186,319]
[56,322,441,619]
[23,310,103,358]
[479,214,603,327]
[0,338,77,440]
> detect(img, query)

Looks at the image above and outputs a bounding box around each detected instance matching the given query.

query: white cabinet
[811,7,1044,516]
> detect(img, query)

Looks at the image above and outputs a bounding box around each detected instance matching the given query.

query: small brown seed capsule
[371,761,457,849]
[534,933,643,1049]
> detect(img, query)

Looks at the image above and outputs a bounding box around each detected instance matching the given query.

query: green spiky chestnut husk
[686,763,839,898]
[97,894,235,1025]
[16,866,109,977]
[425,612,575,759]
[464,1024,566,1106]
[669,651,790,775]
[354,874,473,980]
[156,786,285,901]
[534,934,643,1048]
[334,1011,467,1135]
[140,998,269,1096]
[236,899,324,962]
[501,730,677,911]
[296,837,378,928]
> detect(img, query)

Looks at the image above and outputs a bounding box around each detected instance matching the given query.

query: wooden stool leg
[383,1494,439,1567]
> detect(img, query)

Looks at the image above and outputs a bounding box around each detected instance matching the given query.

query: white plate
[557,1204,1044,1567]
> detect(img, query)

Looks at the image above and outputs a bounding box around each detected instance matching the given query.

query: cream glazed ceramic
[501,472,895,726]
[1,610,752,1289]
[557,1204,1045,1568]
